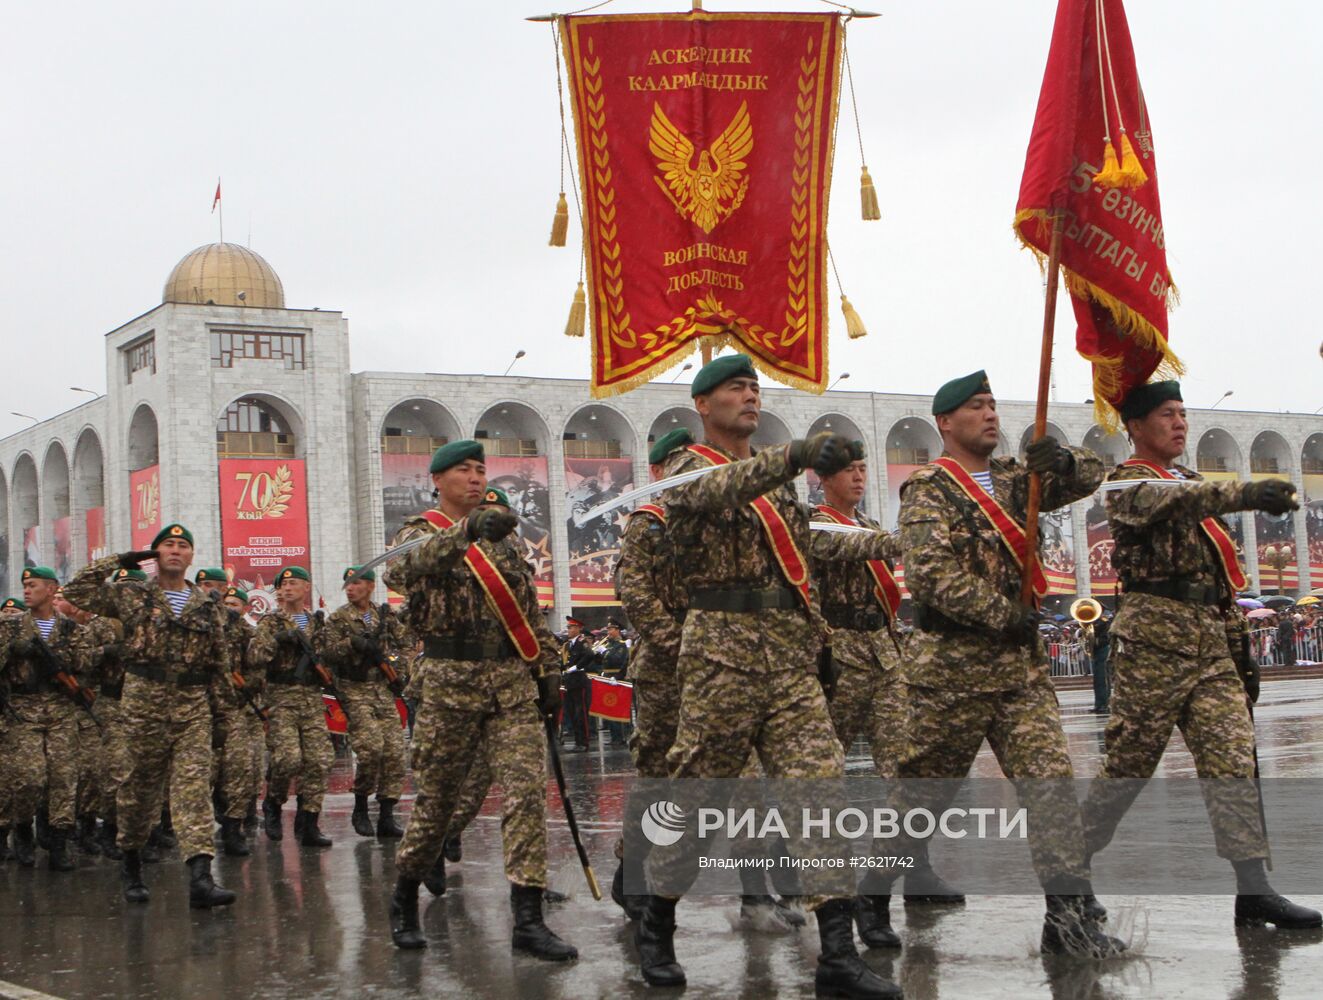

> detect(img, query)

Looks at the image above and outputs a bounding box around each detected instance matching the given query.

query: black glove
[467,507,519,542]
[1025,436,1074,476]
[350,635,371,654]
[1007,607,1040,645]
[536,671,563,718]
[817,645,842,701]
[117,550,157,569]
[277,629,303,648]
[788,432,853,477]
[1241,660,1261,705]
[1242,480,1299,516]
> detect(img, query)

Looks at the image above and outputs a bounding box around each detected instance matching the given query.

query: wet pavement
[4,678,1323,999]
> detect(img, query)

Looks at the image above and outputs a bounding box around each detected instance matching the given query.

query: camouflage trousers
[265,685,334,814]
[1082,640,1265,861]
[341,679,406,800]
[441,737,493,840]
[76,715,102,818]
[116,677,215,860]
[828,655,907,779]
[396,699,548,886]
[891,680,1087,885]
[5,692,81,828]
[630,670,680,780]
[216,704,266,820]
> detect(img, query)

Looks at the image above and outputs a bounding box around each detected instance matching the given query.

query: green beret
[225,586,249,603]
[1120,381,1183,422]
[932,370,992,415]
[21,567,58,583]
[429,439,485,474]
[343,565,376,583]
[276,566,311,585]
[195,568,227,584]
[480,486,511,508]
[151,523,194,548]
[848,440,866,462]
[691,353,757,397]
[649,428,694,465]
[2,597,27,611]
[116,568,147,582]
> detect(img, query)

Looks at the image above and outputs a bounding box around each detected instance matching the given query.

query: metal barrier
[1048,641,1092,677]
[1251,625,1323,666]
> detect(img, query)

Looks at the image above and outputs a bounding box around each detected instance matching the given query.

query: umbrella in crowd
[1237,598,1265,610]
[1247,608,1277,620]
[1263,596,1296,609]
[1298,596,1321,607]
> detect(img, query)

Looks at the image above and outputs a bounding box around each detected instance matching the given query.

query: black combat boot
[221,817,250,857]
[611,861,646,921]
[854,893,901,950]
[377,798,404,838]
[13,821,36,868]
[815,898,903,998]
[187,854,236,909]
[635,895,685,987]
[77,815,102,856]
[511,883,579,961]
[99,821,123,861]
[157,807,177,849]
[263,797,283,841]
[122,849,150,903]
[444,835,462,862]
[903,847,965,905]
[390,876,427,949]
[423,854,447,896]
[35,805,51,851]
[352,794,374,837]
[299,810,332,847]
[293,796,307,837]
[0,826,10,863]
[1042,890,1126,957]
[1233,858,1323,929]
[243,801,260,836]
[146,824,170,858]
[48,827,76,872]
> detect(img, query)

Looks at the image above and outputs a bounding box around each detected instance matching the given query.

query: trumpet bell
[1070,597,1103,624]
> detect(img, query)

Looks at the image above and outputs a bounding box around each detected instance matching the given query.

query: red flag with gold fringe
[1014,0,1181,428]
[560,11,843,396]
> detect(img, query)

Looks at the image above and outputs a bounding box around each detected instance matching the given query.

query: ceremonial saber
[573,464,720,527]
[544,715,602,900]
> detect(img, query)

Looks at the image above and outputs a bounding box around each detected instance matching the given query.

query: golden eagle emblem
[649,101,753,234]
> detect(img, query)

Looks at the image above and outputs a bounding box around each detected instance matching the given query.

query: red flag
[211,180,222,213]
[1014,0,1181,428]
[588,675,633,723]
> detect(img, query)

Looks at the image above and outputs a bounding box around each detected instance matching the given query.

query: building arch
[563,402,640,462]
[647,407,703,455]
[1196,428,1242,475]
[475,401,551,457]
[1084,425,1129,467]
[216,393,305,459]
[1018,421,1072,452]
[41,442,71,577]
[380,397,462,458]
[807,412,865,442]
[752,410,792,448]
[127,404,160,471]
[1250,430,1292,477]
[11,452,39,568]
[72,428,106,512]
[0,466,9,593]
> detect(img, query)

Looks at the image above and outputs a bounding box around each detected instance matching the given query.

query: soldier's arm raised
[1104,470,1248,527]
[248,615,282,667]
[383,520,472,593]
[617,515,682,656]
[1036,446,1105,510]
[62,556,126,619]
[663,447,798,513]
[808,520,897,563]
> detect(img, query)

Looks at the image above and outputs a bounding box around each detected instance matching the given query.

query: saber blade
[573,464,721,527]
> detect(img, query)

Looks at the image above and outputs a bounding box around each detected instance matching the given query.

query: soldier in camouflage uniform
[635,354,901,999]
[252,565,334,848]
[383,441,576,961]
[221,586,264,837]
[0,596,22,864]
[1079,381,1320,929]
[88,571,137,859]
[64,524,236,908]
[891,370,1120,956]
[0,567,89,871]
[319,566,410,839]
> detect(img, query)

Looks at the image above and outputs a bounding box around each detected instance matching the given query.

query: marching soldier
[319,566,410,839]
[63,524,236,908]
[384,441,576,961]
[598,618,630,746]
[1080,381,1320,929]
[221,586,264,836]
[252,566,334,848]
[636,354,900,998]
[90,570,139,859]
[560,616,595,750]
[891,371,1119,955]
[0,567,89,871]
[0,595,26,863]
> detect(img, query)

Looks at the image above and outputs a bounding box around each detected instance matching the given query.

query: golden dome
[163,242,285,308]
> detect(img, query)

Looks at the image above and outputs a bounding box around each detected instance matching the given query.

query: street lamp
[10,412,37,424]
[828,372,851,391]
[669,363,693,383]
[70,386,102,399]
[502,350,527,377]
[1263,543,1295,596]
[1210,390,1233,409]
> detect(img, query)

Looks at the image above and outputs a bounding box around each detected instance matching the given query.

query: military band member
[252,566,333,848]
[637,354,900,998]
[561,616,595,750]
[64,524,236,908]
[320,566,410,839]
[892,371,1119,955]
[1080,381,1321,929]
[384,441,576,961]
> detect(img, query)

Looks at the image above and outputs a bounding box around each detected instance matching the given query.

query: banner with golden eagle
[561,12,843,396]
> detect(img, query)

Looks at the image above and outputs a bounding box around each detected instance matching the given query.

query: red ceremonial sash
[420,510,541,662]
[814,504,901,621]
[931,458,1049,600]
[629,503,666,524]
[1119,460,1249,592]
[685,444,811,609]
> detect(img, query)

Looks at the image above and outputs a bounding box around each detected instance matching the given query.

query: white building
[2,242,1320,620]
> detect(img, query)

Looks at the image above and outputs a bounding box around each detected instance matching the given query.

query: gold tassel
[1092,140,1124,188]
[859,166,881,221]
[549,192,569,247]
[1117,133,1149,188]
[840,294,867,339]
[564,281,586,337]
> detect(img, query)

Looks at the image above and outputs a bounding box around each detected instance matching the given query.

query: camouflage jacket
[82,615,124,688]
[64,556,231,681]
[809,506,903,672]
[319,602,412,684]
[615,507,685,677]
[899,450,1102,690]
[211,612,258,710]
[1104,461,1252,661]
[0,611,89,694]
[250,607,323,685]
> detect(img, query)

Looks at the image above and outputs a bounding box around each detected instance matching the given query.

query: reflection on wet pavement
[3,680,1322,999]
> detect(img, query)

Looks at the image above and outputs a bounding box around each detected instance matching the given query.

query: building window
[209,330,305,369]
[216,398,296,457]
[124,336,156,383]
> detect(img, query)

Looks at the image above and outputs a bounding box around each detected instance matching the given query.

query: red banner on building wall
[566,456,634,609]
[562,12,843,395]
[218,459,311,595]
[487,456,555,608]
[129,465,161,550]
[85,507,107,564]
[52,517,72,583]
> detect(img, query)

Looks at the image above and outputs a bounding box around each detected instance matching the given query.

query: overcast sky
[3,0,1319,439]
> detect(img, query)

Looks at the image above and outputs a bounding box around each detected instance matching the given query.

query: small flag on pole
[212,180,222,214]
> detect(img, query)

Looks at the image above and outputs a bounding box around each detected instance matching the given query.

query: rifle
[542,713,602,900]
[229,670,270,723]
[365,603,405,697]
[290,616,353,729]
[29,631,103,731]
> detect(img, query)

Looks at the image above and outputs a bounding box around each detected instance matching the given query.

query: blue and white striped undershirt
[970,470,995,497]
[293,612,310,630]
[164,590,190,616]
[34,617,56,639]
[362,612,375,626]
[1167,468,1186,479]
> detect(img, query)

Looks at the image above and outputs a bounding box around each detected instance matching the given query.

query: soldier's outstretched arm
[1105,470,1248,528]
[383,520,471,593]
[62,556,127,619]
[663,447,798,513]
[809,523,900,564]
[1035,446,1105,511]
[900,479,1024,632]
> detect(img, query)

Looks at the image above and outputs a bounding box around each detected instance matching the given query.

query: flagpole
[1020,210,1064,606]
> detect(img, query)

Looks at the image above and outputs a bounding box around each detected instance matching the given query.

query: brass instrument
[1070,597,1103,624]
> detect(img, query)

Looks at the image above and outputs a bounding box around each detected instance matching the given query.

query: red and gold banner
[218,459,311,594]
[589,675,633,723]
[1015,0,1180,428]
[129,465,161,550]
[487,456,555,608]
[562,12,843,395]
